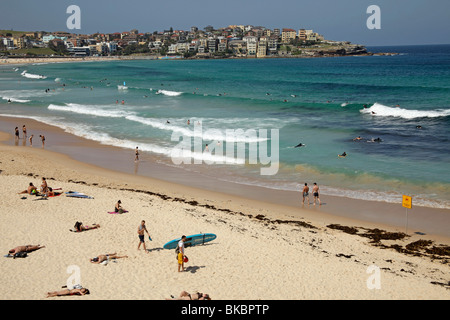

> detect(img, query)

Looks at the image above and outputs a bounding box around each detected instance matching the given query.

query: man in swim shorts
[302,183,309,205]
[312,183,321,206]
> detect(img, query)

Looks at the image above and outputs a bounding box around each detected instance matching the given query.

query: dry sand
[0,130,449,300]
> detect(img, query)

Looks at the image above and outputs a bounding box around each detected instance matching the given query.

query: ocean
[1,44,449,209]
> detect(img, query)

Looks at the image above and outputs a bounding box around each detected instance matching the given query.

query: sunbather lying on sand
[166,290,211,300]
[8,244,45,255]
[46,287,90,297]
[73,222,100,232]
[90,253,128,264]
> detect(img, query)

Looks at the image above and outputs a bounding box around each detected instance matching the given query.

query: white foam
[46,103,268,143]
[117,85,128,90]
[361,103,450,119]
[1,96,30,103]
[125,115,268,143]
[155,89,183,96]
[48,103,133,118]
[20,70,47,79]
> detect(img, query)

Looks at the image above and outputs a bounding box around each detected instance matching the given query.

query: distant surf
[20,70,47,79]
[361,103,450,119]
[1,96,30,103]
[155,89,183,96]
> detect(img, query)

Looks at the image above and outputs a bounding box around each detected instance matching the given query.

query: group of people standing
[301,182,321,206]
[14,125,45,148]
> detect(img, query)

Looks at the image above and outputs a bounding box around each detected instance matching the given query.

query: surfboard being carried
[163,233,217,249]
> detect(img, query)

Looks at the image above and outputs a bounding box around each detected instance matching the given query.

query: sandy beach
[0,56,155,65]
[0,116,449,300]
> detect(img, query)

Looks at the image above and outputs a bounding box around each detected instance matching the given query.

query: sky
[1,0,449,46]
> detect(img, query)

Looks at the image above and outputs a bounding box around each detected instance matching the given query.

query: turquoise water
[1,44,450,208]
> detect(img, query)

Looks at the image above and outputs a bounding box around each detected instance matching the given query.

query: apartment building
[257,38,267,58]
[281,28,296,43]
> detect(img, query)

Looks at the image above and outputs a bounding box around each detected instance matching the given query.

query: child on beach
[177,235,187,272]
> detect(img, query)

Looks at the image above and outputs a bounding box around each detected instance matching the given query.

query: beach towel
[108,210,128,214]
[65,191,93,199]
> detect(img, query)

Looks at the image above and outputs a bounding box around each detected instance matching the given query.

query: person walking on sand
[29,134,34,146]
[312,182,321,206]
[137,220,151,253]
[14,127,19,140]
[302,183,309,205]
[178,235,187,272]
[22,125,27,139]
[135,146,139,162]
[39,134,45,148]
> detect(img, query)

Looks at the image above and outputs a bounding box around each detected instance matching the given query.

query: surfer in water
[294,142,306,148]
[338,152,347,158]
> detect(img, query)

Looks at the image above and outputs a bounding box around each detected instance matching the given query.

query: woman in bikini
[46,287,90,297]
[166,291,211,300]
[73,221,100,232]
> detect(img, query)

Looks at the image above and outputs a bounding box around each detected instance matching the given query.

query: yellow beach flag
[402,195,412,209]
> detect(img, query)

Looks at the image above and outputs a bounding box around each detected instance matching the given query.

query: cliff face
[314,44,369,56]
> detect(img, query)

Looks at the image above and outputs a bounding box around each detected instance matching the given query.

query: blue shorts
[139,235,145,243]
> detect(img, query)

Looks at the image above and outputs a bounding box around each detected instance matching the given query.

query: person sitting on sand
[90,253,128,264]
[46,287,90,298]
[166,291,211,300]
[74,221,100,232]
[40,177,49,193]
[115,200,125,213]
[18,183,38,195]
[8,244,45,256]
